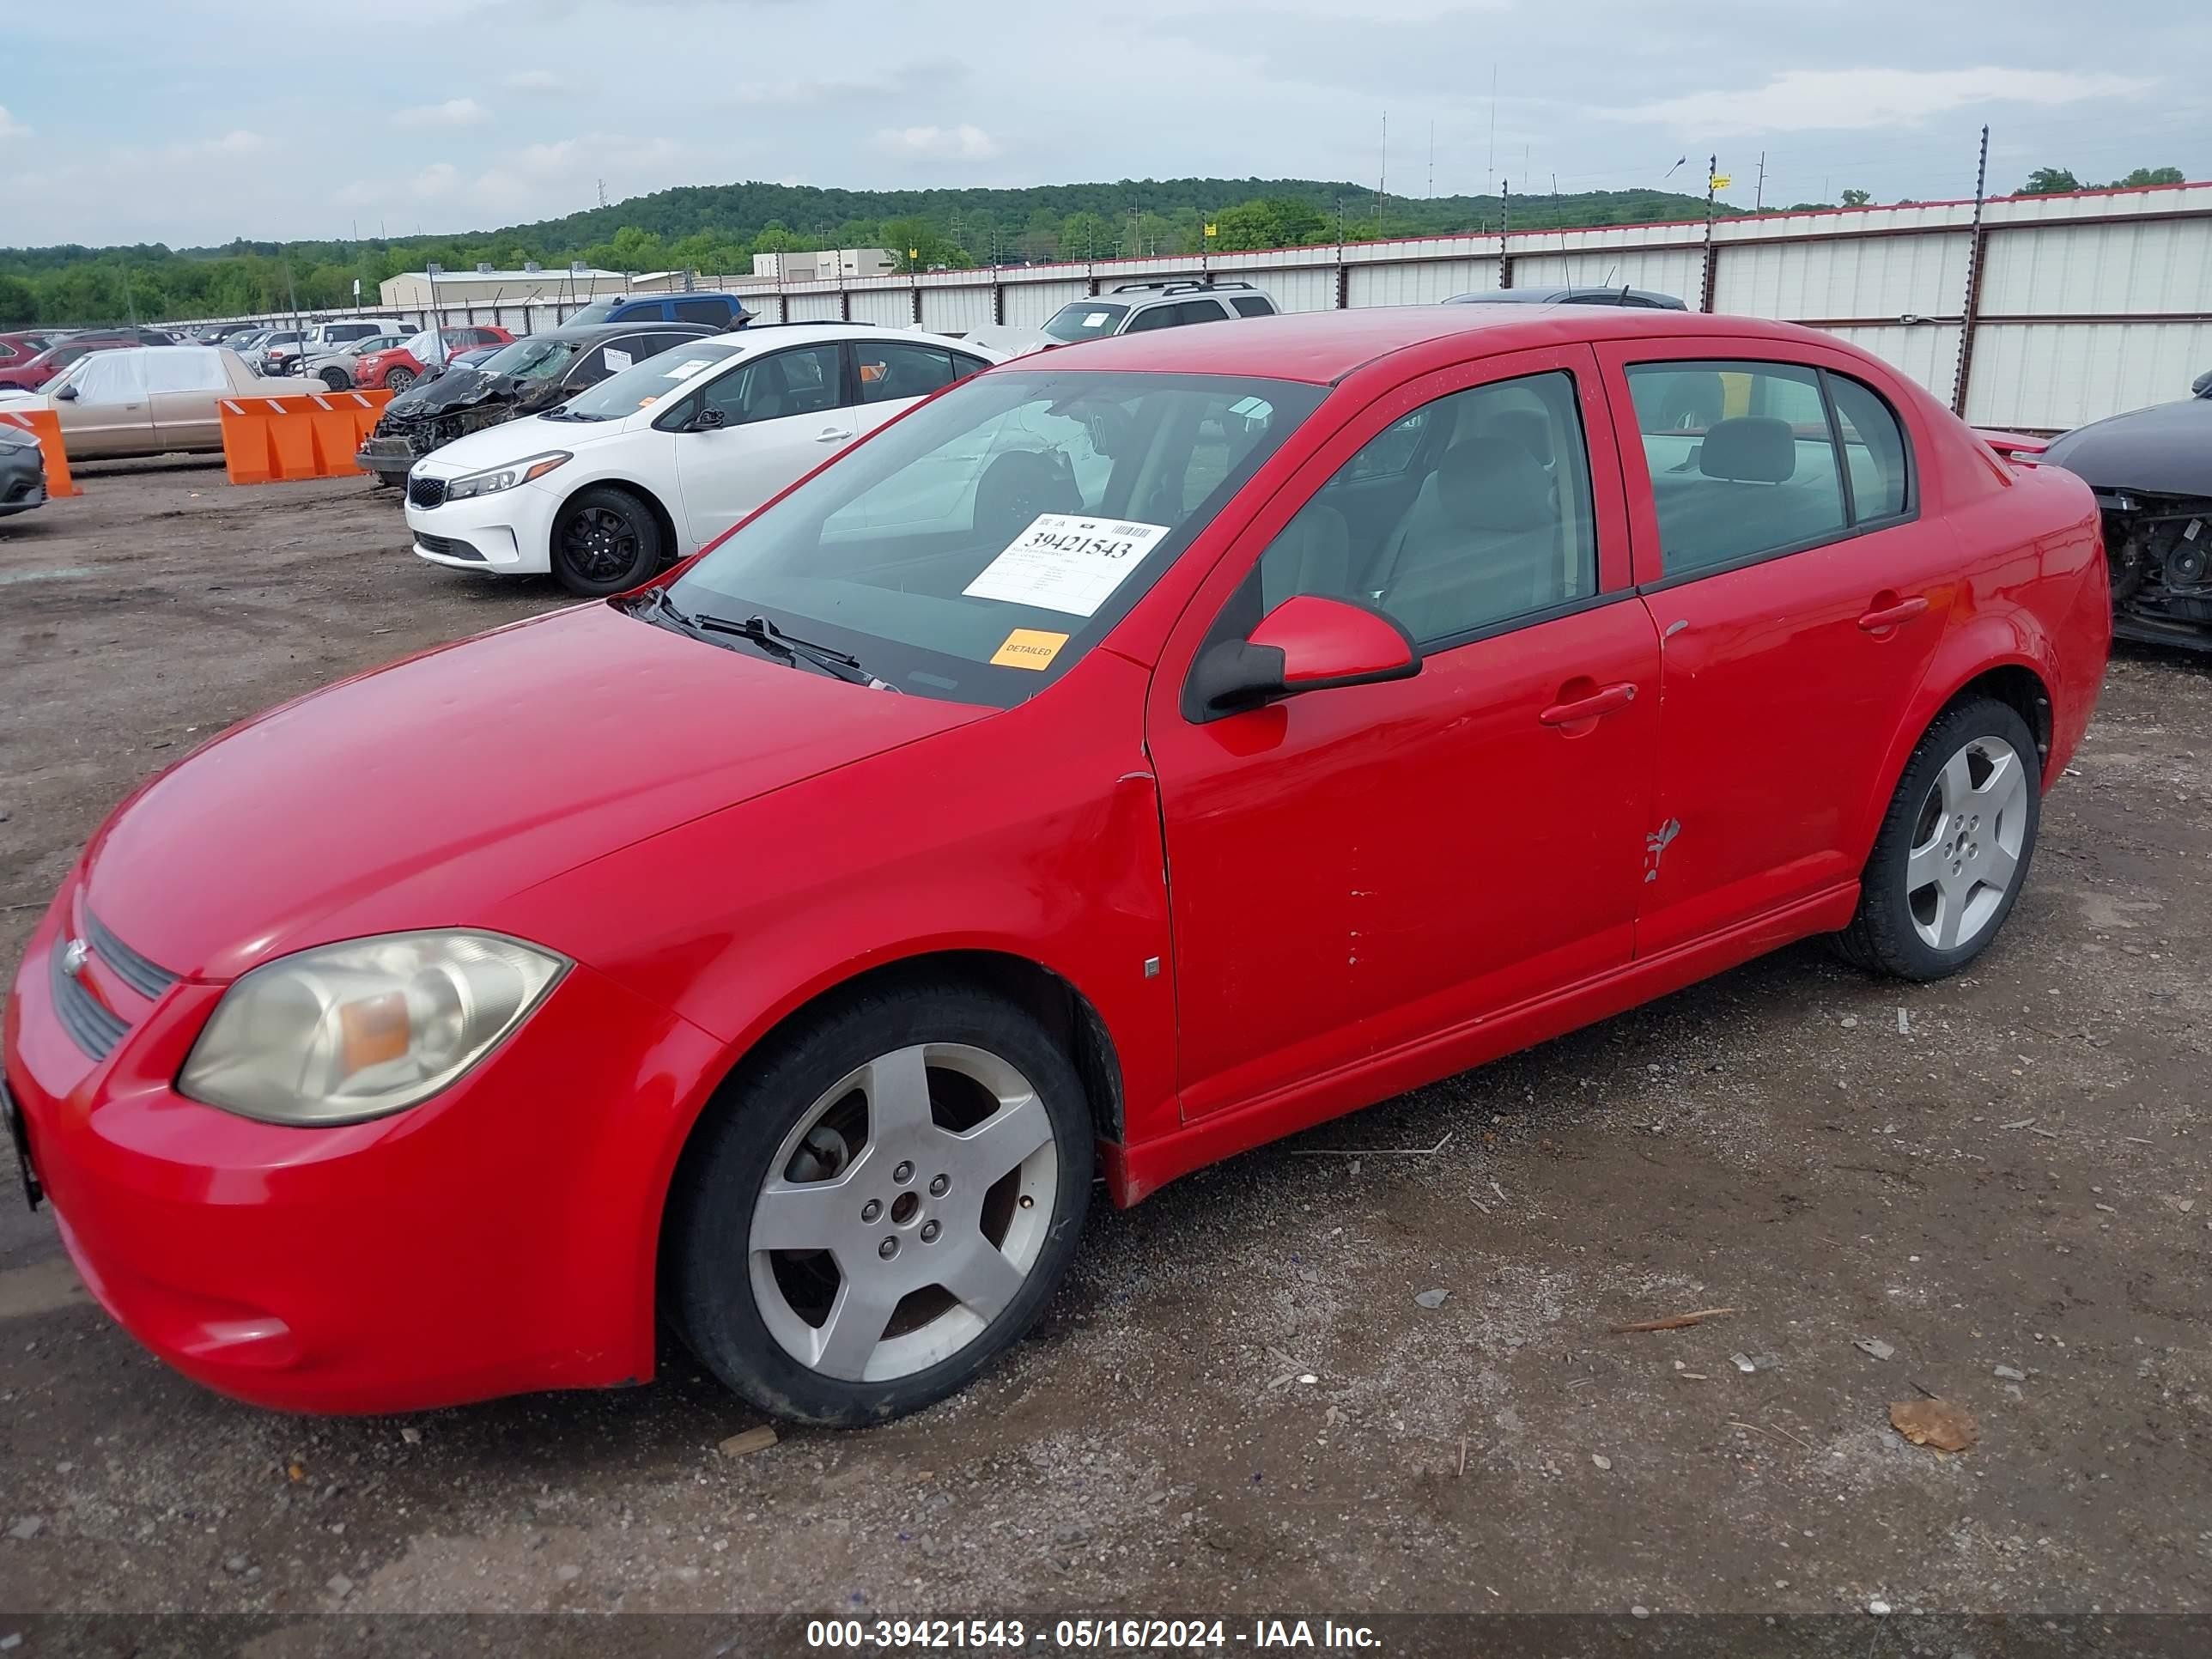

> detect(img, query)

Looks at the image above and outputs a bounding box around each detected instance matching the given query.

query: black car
[2042,369,2212,648]
[356,321,723,488]
[0,423,47,520]
[1443,285,1688,309]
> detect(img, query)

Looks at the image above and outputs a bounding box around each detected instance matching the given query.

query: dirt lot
[1,465,2209,1633]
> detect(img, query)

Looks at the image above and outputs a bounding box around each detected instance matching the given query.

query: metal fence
[181,180,2212,433]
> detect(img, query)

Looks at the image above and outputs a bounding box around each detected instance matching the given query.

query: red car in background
[0,331,61,378]
[0,332,143,392]
[351,325,514,394]
[3,307,2109,1427]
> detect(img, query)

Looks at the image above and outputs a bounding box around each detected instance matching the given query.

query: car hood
[80,601,984,982]
[408,410,634,474]
[2043,395,2212,498]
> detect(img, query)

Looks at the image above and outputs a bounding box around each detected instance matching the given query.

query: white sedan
[403,324,1001,595]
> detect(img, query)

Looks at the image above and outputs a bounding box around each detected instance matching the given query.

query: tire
[319,367,349,391]
[384,368,416,394]
[550,485,661,596]
[666,981,1095,1426]
[1835,696,2041,981]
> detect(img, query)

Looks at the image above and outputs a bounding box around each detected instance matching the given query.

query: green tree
[2016,167,2081,196]
[0,272,36,325]
[1058,210,1113,260]
[2106,166,2184,188]
[1840,187,1873,207]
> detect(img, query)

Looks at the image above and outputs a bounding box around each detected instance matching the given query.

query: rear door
[669,341,851,544]
[847,338,988,439]
[1594,341,1947,952]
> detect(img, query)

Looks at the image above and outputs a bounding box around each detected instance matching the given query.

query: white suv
[966,280,1279,359]
[404,325,1003,595]
[270,319,410,376]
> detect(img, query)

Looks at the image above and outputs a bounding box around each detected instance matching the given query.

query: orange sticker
[989,628,1070,670]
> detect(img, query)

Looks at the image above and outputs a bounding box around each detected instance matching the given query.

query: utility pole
[1378,110,1388,223]
[1428,120,1435,199]
[1487,65,1497,184]
[1755,151,1766,212]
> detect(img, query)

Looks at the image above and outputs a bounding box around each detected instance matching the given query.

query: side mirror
[691,405,727,432]
[54,385,77,401]
[2193,368,2212,399]
[1185,594,1419,721]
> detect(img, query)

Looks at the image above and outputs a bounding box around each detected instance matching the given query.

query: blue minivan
[562,292,755,329]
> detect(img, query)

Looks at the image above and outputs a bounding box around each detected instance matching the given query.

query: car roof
[695,322,943,353]
[1025,305,1832,385]
[531,320,722,345]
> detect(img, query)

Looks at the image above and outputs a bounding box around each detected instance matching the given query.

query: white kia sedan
[403,325,1002,594]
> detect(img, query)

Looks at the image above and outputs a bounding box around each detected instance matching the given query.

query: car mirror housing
[2192,368,2212,399]
[1186,594,1420,721]
[691,406,727,432]
[54,385,77,401]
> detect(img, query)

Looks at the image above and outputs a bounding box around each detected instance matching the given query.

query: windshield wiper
[643,591,884,688]
[538,406,605,422]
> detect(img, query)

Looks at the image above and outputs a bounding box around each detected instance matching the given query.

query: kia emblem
[60,937,92,978]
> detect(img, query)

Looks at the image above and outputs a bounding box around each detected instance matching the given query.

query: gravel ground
[1,465,2208,1632]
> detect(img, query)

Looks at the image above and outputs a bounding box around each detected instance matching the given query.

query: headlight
[444,451,571,501]
[178,931,568,1125]
[0,428,35,453]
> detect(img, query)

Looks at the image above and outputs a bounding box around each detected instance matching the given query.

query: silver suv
[1038,279,1279,343]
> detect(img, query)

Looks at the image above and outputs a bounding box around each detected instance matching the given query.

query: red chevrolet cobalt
[4,307,2108,1425]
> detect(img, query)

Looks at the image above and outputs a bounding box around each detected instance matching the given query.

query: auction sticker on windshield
[962,514,1170,617]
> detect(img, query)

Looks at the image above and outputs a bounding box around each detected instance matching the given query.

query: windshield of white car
[661,367,1325,708]
[1041,303,1129,343]
[549,341,743,421]
[476,337,578,381]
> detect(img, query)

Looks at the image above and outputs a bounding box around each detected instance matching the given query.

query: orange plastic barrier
[0,407,79,498]
[220,388,394,485]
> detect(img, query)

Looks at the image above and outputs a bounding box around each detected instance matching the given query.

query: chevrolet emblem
[60,937,92,978]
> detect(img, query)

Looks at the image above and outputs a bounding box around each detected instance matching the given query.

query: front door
[1147,346,1662,1118]
[58,352,154,458]
[1595,345,1952,953]
[672,342,853,544]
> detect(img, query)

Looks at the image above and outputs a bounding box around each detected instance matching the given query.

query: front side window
[1041,303,1127,343]
[694,343,842,425]
[1624,360,1849,576]
[1249,369,1598,645]
[664,368,1326,708]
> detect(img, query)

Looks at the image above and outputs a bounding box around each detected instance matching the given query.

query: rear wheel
[667,983,1093,1426]
[318,366,349,391]
[384,367,416,394]
[550,486,660,595]
[1836,696,2040,980]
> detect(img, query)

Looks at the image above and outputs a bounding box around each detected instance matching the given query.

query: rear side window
[854,340,963,404]
[673,298,731,326]
[1231,295,1275,318]
[1173,300,1231,325]
[1827,373,1911,521]
[1123,304,1181,333]
[1623,361,1849,576]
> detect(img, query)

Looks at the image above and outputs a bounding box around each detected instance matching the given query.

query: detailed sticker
[603,348,633,372]
[989,628,1071,670]
[1084,312,1109,327]
[963,514,1170,617]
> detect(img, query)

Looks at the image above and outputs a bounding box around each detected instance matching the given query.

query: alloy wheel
[747,1042,1059,1383]
[1905,735,2027,951]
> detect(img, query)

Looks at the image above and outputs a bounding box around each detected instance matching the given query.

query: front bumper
[0,442,46,516]
[404,475,557,575]
[3,880,720,1413]
[356,434,416,487]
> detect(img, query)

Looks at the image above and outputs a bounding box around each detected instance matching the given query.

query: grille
[407,474,448,510]
[415,533,484,562]
[52,947,129,1061]
[83,908,179,1000]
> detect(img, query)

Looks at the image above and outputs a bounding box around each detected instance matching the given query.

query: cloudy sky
[3,0,2206,249]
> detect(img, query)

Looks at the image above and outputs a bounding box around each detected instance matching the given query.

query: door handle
[1540,680,1638,726]
[815,428,851,443]
[1857,595,1929,632]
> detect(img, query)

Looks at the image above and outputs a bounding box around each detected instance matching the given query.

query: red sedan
[0,332,141,392]
[3,307,2108,1425]
[352,325,513,392]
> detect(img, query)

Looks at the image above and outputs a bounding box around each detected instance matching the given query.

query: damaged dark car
[356,320,722,488]
[2042,369,2212,648]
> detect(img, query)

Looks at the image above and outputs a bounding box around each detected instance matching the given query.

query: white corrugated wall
[1349,258,1496,307]
[784,289,842,323]
[1000,279,1091,328]
[1964,320,2212,430]
[848,288,915,328]
[1713,234,1966,321]
[921,285,994,333]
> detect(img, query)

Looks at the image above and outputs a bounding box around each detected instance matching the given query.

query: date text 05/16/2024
[804,1618,1382,1650]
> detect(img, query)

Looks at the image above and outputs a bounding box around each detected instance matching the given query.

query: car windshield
[476,337,578,380]
[1041,303,1129,343]
[562,301,618,326]
[551,341,743,420]
[663,367,1325,708]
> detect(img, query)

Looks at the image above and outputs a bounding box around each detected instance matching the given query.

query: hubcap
[749,1043,1058,1383]
[561,506,637,582]
[1906,735,2027,951]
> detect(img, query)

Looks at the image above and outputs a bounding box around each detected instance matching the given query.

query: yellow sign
[990,629,1071,671]
[1203,222,1218,239]
[909,248,921,260]
[1710,173,1732,190]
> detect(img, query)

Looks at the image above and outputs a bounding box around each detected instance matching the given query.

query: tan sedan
[0,345,291,459]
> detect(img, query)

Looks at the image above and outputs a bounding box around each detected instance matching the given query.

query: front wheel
[550,485,660,595]
[384,367,416,394]
[1836,696,2041,980]
[319,366,349,391]
[666,984,1094,1425]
